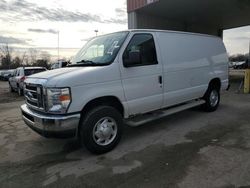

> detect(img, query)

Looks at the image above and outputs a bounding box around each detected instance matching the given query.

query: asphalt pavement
[0,77,250,188]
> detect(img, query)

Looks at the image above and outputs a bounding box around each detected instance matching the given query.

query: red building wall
[127,0,159,12]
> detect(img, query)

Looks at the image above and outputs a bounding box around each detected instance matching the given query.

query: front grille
[24,84,45,111]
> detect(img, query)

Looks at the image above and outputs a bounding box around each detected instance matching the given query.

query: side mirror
[123,51,140,67]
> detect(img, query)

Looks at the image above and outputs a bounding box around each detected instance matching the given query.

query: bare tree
[0,43,13,69]
[40,51,51,63]
[13,56,21,67]
[21,51,27,65]
[29,48,38,65]
[31,51,51,69]
[229,54,247,62]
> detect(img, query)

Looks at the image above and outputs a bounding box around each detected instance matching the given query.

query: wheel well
[209,78,221,90]
[78,97,124,137]
[81,96,124,118]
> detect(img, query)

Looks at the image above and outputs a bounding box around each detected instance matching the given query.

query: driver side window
[123,34,157,67]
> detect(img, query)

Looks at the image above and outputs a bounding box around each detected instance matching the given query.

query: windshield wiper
[67,59,111,67]
[67,60,100,67]
[77,59,98,64]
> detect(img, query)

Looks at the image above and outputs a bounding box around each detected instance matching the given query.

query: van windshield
[71,31,129,66]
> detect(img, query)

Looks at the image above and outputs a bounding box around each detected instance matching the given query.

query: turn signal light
[59,95,70,101]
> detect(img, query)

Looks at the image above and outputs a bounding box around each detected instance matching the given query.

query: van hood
[26,65,120,87]
[29,67,78,79]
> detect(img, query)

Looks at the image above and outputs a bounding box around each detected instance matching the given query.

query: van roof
[127,29,220,39]
[102,29,220,40]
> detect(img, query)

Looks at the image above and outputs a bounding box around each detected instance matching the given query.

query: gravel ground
[0,76,250,188]
[0,81,23,104]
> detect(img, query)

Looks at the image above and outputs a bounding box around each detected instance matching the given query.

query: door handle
[158,75,162,84]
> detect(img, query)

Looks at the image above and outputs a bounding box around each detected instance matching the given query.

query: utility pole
[94,30,98,37]
[57,31,60,63]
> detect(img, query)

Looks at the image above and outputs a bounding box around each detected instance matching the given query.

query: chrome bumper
[21,104,81,138]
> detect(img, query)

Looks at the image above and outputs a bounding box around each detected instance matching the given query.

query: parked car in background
[0,70,7,80]
[233,61,248,69]
[2,69,15,81]
[229,61,234,68]
[50,61,68,69]
[9,67,47,95]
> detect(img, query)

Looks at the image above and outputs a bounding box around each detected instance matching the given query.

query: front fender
[68,80,129,118]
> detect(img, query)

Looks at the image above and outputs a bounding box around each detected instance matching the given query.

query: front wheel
[202,86,220,112]
[79,106,123,154]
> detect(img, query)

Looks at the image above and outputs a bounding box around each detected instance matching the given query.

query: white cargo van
[21,30,229,154]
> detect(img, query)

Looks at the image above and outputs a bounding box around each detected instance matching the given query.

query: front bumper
[21,104,81,138]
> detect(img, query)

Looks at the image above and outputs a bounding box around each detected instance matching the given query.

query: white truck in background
[9,67,47,95]
[21,29,229,154]
[50,61,68,70]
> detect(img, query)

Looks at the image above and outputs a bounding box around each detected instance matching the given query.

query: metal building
[127,0,250,37]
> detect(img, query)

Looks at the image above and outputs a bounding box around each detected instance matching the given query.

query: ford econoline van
[21,30,229,154]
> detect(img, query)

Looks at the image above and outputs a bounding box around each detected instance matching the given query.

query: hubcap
[92,117,117,146]
[210,90,219,107]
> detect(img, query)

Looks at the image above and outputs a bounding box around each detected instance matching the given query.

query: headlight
[47,88,71,114]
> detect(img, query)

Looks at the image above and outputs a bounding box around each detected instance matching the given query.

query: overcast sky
[224,26,250,55]
[0,0,249,60]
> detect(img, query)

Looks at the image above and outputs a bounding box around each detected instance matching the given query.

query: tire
[79,106,123,154]
[9,83,14,92]
[17,86,23,96]
[202,86,220,112]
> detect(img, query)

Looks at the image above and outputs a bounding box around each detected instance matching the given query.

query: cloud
[0,0,126,24]
[224,35,250,41]
[0,0,101,22]
[28,28,58,34]
[223,26,250,54]
[114,1,127,21]
[0,0,6,7]
[0,36,27,45]
[228,36,249,41]
[104,18,127,25]
[224,26,250,41]
[81,37,94,42]
[115,8,126,17]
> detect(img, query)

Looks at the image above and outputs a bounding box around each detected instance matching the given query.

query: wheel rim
[210,90,219,107]
[92,117,118,146]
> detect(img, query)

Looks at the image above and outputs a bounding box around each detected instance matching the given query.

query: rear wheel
[202,86,220,112]
[79,106,123,154]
